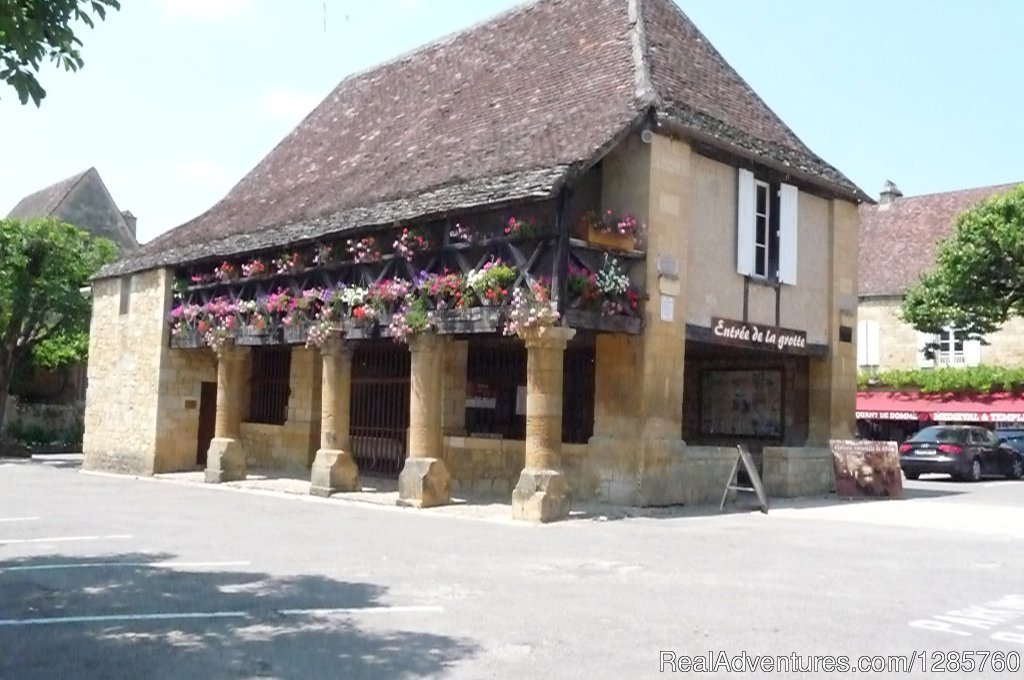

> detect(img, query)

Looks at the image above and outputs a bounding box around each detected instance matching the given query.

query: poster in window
[700,370,782,438]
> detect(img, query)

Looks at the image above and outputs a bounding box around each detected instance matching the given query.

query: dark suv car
[899,425,1024,482]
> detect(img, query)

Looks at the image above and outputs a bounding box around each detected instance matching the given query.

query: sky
[1,0,1021,245]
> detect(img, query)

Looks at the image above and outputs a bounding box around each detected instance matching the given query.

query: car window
[987,431,1002,446]
[909,427,966,444]
[969,429,987,444]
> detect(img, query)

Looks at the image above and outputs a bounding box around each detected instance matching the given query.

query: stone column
[512,325,576,522]
[808,199,859,444]
[205,342,249,483]
[310,333,360,496]
[398,333,451,507]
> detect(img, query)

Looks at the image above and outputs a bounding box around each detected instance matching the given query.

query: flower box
[282,320,314,345]
[343,318,380,340]
[587,224,636,252]
[236,324,278,346]
[170,329,205,349]
[435,307,503,335]
[565,310,642,334]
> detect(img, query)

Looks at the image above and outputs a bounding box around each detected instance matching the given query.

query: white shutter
[916,331,935,368]
[778,182,799,284]
[857,321,868,366]
[965,339,982,367]
[865,320,881,366]
[736,168,755,276]
[858,320,881,367]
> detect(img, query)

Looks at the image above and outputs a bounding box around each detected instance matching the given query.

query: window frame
[752,179,773,279]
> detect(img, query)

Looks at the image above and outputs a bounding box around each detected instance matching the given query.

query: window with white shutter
[778,183,798,284]
[736,169,755,277]
[857,320,880,369]
[964,339,982,367]
[916,331,937,368]
[736,170,798,285]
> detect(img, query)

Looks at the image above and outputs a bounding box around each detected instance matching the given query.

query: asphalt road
[2,459,1024,679]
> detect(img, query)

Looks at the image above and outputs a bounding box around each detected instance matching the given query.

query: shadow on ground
[0,551,478,680]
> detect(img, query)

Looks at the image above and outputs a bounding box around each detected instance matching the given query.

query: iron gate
[350,344,410,477]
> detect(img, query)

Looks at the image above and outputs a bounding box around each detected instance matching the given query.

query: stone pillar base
[310,449,360,497]
[512,468,570,523]
[205,438,246,484]
[397,457,451,508]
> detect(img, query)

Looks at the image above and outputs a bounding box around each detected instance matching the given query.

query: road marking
[0,517,41,523]
[0,534,132,546]
[0,605,443,627]
[0,611,247,627]
[0,561,250,573]
[280,605,444,616]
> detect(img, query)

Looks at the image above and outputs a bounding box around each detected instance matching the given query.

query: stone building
[4,167,139,433]
[857,180,1024,438]
[84,0,869,520]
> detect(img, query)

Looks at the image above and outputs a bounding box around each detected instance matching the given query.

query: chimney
[121,210,137,239]
[879,180,903,205]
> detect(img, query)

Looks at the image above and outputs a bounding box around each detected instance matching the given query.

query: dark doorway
[350,344,411,477]
[196,381,217,467]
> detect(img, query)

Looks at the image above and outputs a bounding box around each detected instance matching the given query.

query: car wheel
[966,457,983,483]
[1007,456,1024,480]
[904,472,920,480]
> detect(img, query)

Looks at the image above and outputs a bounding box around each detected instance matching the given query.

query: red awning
[857,391,1024,423]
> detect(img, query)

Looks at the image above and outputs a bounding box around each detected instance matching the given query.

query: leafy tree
[0,218,116,418]
[1,0,120,106]
[901,184,1024,352]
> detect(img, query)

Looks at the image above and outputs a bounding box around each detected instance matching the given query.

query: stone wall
[443,436,744,507]
[241,346,321,471]
[762,447,834,497]
[441,340,468,435]
[2,397,84,442]
[83,269,169,474]
[685,154,832,344]
[859,296,1024,371]
[154,348,216,472]
[444,436,520,496]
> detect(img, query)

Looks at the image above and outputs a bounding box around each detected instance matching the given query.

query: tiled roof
[106,0,867,277]
[7,167,140,254]
[7,169,91,221]
[859,182,1023,296]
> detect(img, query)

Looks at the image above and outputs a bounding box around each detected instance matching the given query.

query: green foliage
[859,366,1024,394]
[32,328,90,369]
[901,184,1024,351]
[0,0,120,106]
[0,218,116,401]
[4,419,83,446]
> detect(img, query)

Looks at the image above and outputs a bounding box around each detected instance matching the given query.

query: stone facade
[859,296,1024,371]
[240,347,321,471]
[83,132,860,512]
[762,447,834,498]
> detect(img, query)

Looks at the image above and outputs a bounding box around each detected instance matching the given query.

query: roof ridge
[49,167,97,218]
[877,181,1023,204]
[650,0,815,158]
[628,0,657,107]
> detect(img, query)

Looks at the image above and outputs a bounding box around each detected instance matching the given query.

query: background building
[4,167,140,445]
[82,0,868,517]
[857,180,1024,440]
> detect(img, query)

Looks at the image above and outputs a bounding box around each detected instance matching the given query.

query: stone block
[205,437,246,483]
[309,448,360,496]
[397,457,451,508]
[512,468,570,523]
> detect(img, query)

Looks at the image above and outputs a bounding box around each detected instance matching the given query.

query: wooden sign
[829,439,903,499]
[719,445,769,514]
[711,317,808,354]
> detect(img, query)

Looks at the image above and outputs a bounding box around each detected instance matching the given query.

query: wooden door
[196,381,217,467]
